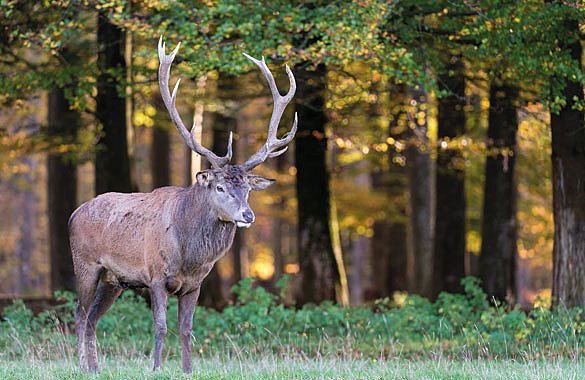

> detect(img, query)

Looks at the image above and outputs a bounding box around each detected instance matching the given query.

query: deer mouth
[236,221,252,228]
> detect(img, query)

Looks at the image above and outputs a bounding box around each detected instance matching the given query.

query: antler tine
[158,36,233,169]
[241,53,297,171]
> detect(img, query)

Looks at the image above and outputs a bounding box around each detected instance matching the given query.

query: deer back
[69,184,237,287]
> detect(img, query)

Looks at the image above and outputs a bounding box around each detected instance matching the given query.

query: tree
[48,85,79,292]
[405,85,434,298]
[150,96,171,189]
[551,18,585,308]
[371,85,409,297]
[433,54,466,296]
[13,157,38,294]
[295,63,340,304]
[200,75,238,308]
[270,153,290,285]
[479,80,519,303]
[95,11,132,194]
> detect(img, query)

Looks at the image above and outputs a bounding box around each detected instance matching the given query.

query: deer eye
[216,185,225,193]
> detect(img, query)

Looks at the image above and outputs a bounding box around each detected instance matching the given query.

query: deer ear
[247,174,276,191]
[196,170,215,187]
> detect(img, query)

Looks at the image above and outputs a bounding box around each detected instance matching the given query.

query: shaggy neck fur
[173,184,237,270]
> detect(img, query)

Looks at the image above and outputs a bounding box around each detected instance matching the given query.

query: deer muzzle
[236,210,255,228]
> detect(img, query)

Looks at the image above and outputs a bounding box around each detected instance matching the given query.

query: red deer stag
[69,37,297,373]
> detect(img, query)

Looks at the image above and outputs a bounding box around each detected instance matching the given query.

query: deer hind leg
[178,288,200,374]
[150,283,168,371]
[74,264,101,372]
[85,280,122,373]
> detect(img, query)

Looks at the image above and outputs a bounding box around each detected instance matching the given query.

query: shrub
[1,276,585,360]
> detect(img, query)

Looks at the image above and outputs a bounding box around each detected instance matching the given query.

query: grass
[3,278,585,379]
[1,356,585,379]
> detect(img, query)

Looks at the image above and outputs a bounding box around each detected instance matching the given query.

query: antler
[158,36,232,169]
[241,54,297,171]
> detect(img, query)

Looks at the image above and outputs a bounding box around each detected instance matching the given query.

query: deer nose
[242,210,255,223]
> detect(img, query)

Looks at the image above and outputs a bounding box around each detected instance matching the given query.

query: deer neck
[174,185,237,268]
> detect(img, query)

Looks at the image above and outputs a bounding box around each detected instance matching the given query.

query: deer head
[158,37,297,227]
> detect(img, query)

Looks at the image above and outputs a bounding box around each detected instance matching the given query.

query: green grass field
[1,357,584,380]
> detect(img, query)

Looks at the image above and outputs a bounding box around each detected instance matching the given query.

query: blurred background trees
[1,0,583,308]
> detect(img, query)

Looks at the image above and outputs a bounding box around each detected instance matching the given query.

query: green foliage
[2,277,585,361]
[6,1,580,100]
[1,0,582,171]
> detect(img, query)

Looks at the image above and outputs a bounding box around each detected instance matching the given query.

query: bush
[1,276,585,360]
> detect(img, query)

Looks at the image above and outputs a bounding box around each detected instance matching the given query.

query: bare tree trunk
[433,55,466,297]
[150,124,170,189]
[200,76,238,308]
[150,75,175,190]
[551,23,585,308]
[48,86,78,291]
[272,216,284,282]
[184,75,207,185]
[294,63,339,304]
[95,11,132,194]
[371,165,408,298]
[371,219,391,299]
[183,145,193,187]
[350,237,367,304]
[405,86,434,298]
[198,268,224,309]
[14,157,37,295]
[371,86,409,299]
[349,164,369,304]
[198,110,232,307]
[271,153,288,284]
[479,80,518,303]
[330,195,350,306]
[125,20,137,191]
[232,230,244,284]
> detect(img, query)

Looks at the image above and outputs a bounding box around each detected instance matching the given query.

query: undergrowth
[1,277,584,362]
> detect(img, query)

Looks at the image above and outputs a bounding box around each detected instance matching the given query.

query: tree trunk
[48,87,78,292]
[349,239,366,304]
[479,80,518,303]
[198,268,224,309]
[294,63,339,304]
[95,11,132,194]
[231,230,244,285]
[405,86,434,298]
[184,75,208,185]
[370,87,408,298]
[150,125,170,189]
[433,55,466,296]
[347,159,370,304]
[199,115,233,307]
[271,153,288,285]
[14,157,37,295]
[551,25,585,308]
[200,76,238,308]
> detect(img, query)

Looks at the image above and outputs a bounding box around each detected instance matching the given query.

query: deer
[68,36,297,374]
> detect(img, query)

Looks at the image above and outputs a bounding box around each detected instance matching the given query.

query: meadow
[2,278,585,379]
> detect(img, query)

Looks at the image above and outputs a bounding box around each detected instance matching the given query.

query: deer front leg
[178,288,200,374]
[150,283,168,371]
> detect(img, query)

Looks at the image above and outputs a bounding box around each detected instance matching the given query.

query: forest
[1,0,585,378]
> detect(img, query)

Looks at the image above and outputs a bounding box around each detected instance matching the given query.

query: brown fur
[69,169,272,373]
